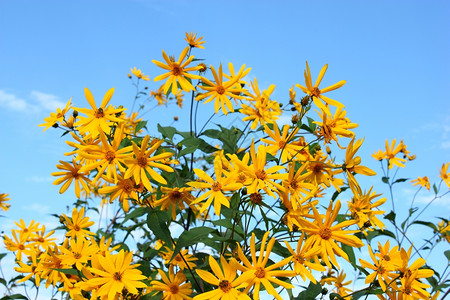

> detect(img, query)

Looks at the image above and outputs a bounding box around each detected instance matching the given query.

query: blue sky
[0,0,449,298]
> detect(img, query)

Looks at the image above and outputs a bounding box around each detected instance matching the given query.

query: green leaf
[411,220,438,232]
[52,268,80,276]
[445,250,450,261]
[433,183,438,194]
[157,124,177,140]
[135,120,148,134]
[384,210,396,223]
[0,253,6,261]
[296,281,322,300]
[146,209,172,247]
[201,129,221,139]
[123,207,149,222]
[393,178,408,184]
[341,243,356,266]
[382,176,389,184]
[329,292,343,300]
[170,227,215,262]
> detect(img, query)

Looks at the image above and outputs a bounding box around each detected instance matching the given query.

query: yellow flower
[348,186,386,232]
[79,123,132,183]
[0,193,10,211]
[384,139,407,169]
[151,85,168,106]
[59,237,98,270]
[232,231,295,300]
[151,266,193,300]
[152,46,201,95]
[296,199,364,268]
[39,98,72,131]
[51,158,91,199]
[260,123,303,163]
[62,207,95,239]
[343,137,376,192]
[154,186,196,220]
[130,67,150,81]
[188,155,242,216]
[359,244,398,291]
[196,63,248,115]
[185,31,205,49]
[74,87,125,139]
[411,176,430,190]
[439,162,450,188]
[124,135,174,191]
[240,79,281,129]
[296,61,346,111]
[437,219,450,243]
[314,106,358,147]
[98,173,140,212]
[15,251,42,286]
[83,250,147,300]
[194,256,252,300]
[3,230,32,261]
[283,163,315,211]
[283,232,325,283]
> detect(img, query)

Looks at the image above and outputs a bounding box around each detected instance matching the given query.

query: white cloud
[30,90,66,111]
[0,89,65,113]
[21,203,51,215]
[26,176,53,183]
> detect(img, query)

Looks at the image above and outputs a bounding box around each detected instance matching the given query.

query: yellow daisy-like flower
[384,139,407,169]
[151,266,193,300]
[15,251,42,286]
[296,61,346,111]
[296,199,364,268]
[185,31,205,49]
[260,123,302,163]
[188,155,242,216]
[152,46,201,95]
[51,158,91,199]
[124,135,174,191]
[98,173,140,212]
[151,85,168,106]
[411,176,430,190]
[154,186,196,220]
[130,67,150,81]
[39,98,72,131]
[59,237,98,270]
[74,87,125,139]
[194,256,252,300]
[343,137,376,192]
[359,244,398,291]
[314,106,358,148]
[0,193,10,211]
[62,207,95,239]
[196,63,248,115]
[232,231,295,300]
[348,186,386,232]
[82,250,147,300]
[439,162,450,189]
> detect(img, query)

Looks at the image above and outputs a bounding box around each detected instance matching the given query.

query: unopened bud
[52,122,59,128]
[72,110,78,118]
[198,63,207,72]
[250,193,262,205]
[291,114,300,124]
[326,146,331,155]
[301,95,310,106]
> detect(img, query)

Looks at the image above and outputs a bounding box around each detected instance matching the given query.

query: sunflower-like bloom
[437,219,450,243]
[79,124,132,183]
[384,139,407,169]
[74,88,125,139]
[196,63,248,115]
[98,173,140,212]
[283,232,325,283]
[62,207,95,239]
[348,186,386,233]
[151,85,168,106]
[38,245,71,288]
[0,193,10,211]
[188,155,242,216]
[260,123,303,163]
[124,135,174,191]
[439,162,450,189]
[130,67,150,81]
[154,186,196,219]
[39,98,72,131]
[411,176,430,190]
[283,163,315,211]
[314,106,358,148]
[30,224,56,250]
[359,244,400,291]
[59,237,98,270]
[82,250,147,300]
[194,256,252,300]
[152,46,202,95]
[296,199,364,268]
[231,142,286,198]
[240,79,281,129]
[3,230,32,260]
[232,231,295,300]
[296,61,346,111]
[51,158,91,199]
[151,266,193,300]
[343,137,376,192]
[185,31,205,49]
[15,251,42,286]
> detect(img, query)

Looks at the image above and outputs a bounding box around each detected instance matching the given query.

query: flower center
[311,87,321,97]
[95,108,105,118]
[295,254,305,264]
[113,271,122,281]
[73,252,82,259]
[73,225,81,231]
[169,284,179,294]
[254,267,266,278]
[105,150,115,162]
[219,280,232,292]
[319,227,332,240]
[250,193,262,204]
[289,180,298,190]
[278,140,286,148]
[170,190,182,200]
[383,255,390,261]
[122,180,134,193]
[255,170,267,180]
[71,169,80,179]
[212,182,222,192]
[172,64,182,76]
[216,85,226,95]
[137,156,148,167]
